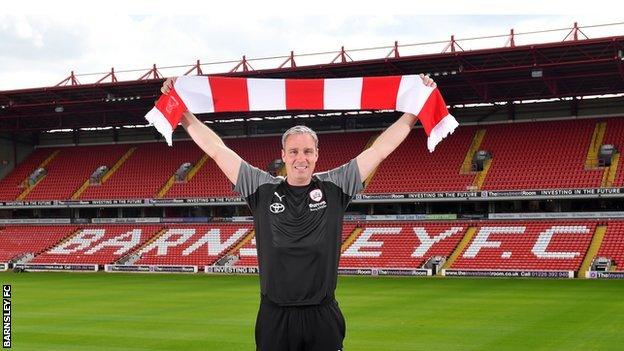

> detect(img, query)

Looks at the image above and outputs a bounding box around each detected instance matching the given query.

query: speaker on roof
[599,144,617,167]
[472,150,492,172]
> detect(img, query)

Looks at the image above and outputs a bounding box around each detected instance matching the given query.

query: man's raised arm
[161,78,242,185]
[355,112,418,181]
[180,111,242,184]
[355,74,435,181]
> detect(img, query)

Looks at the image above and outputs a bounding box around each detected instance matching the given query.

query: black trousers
[255,296,346,351]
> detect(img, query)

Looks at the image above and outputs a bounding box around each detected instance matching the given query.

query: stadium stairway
[157,154,210,198]
[595,221,624,271]
[16,149,60,200]
[460,129,486,174]
[603,118,624,187]
[102,147,137,183]
[442,226,477,270]
[225,230,255,258]
[157,176,176,199]
[585,122,606,169]
[471,158,492,190]
[185,155,210,182]
[460,128,491,190]
[578,225,608,277]
[74,147,137,199]
[116,227,167,264]
[35,227,83,256]
[232,236,259,267]
[72,179,92,200]
[601,153,620,188]
[340,227,363,253]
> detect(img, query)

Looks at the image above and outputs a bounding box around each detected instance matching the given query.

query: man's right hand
[161,77,177,94]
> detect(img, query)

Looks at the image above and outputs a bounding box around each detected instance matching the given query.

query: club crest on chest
[309,189,323,202]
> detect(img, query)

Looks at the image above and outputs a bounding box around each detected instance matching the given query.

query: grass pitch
[2,272,623,350]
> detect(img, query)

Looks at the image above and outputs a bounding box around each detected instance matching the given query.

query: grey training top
[234,159,363,306]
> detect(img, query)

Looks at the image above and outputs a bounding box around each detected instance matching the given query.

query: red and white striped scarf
[145,75,458,152]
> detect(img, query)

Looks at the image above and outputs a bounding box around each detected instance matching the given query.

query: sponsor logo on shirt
[309,189,323,202]
[270,202,285,214]
[309,201,327,211]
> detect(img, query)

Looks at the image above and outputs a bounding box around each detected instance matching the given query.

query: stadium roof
[1,31,623,132]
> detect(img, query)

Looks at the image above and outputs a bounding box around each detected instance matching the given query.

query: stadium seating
[0,225,77,261]
[2,118,621,201]
[364,126,477,193]
[4,220,624,274]
[31,225,163,264]
[601,118,624,187]
[340,222,466,268]
[480,120,603,190]
[313,131,374,175]
[595,221,624,269]
[79,142,199,199]
[232,235,259,267]
[26,145,131,200]
[450,221,596,271]
[165,137,279,198]
[134,223,253,266]
[0,148,56,200]
[166,131,372,199]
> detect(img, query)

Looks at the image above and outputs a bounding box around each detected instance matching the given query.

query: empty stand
[314,131,373,176]
[80,142,199,199]
[0,149,54,200]
[364,126,477,193]
[0,225,77,261]
[595,221,624,269]
[32,225,162,264]
[233,236,259,267]
[2,118,622,200]
[165,137,279,198]
[25,145,130,200]
[339,222,465,268]
[601,118,624,187]
[480,120,604,190]
[451,221,596,271]
[0,220,614,273]
[166,132,372,199]
[134,224,252,266]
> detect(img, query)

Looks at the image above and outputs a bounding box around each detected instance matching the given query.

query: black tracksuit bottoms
[255,296,346,351]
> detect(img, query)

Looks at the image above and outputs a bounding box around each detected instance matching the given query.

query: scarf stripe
[145,75,458,152]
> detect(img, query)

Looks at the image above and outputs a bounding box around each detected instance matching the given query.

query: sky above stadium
[0,0,621,90]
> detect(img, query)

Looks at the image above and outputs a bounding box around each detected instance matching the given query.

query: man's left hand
[420,73,436,88]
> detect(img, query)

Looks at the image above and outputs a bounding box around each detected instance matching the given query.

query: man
[161,74,436,351]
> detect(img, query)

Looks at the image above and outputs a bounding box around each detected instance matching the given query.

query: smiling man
[161,74,435,351]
